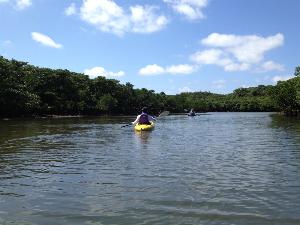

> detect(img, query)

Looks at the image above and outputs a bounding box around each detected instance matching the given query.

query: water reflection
[134,130,151,145]
[270,114,300,141]
[271,114,300,130]
[1,113,300,225]
[270,114,300,162]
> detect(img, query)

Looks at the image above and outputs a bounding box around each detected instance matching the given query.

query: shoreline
[1,111,288,120]
[1,114,137,120]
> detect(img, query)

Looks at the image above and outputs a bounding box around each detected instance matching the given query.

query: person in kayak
[132,107,156,125]
[188,108,196,116]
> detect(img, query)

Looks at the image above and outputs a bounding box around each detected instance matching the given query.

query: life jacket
[138,112,151,124]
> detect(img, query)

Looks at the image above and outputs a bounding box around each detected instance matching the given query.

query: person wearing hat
[132,107,156,125]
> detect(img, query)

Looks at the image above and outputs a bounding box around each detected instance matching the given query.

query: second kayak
[134,122,155,131]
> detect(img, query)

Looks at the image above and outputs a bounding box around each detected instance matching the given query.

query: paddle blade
[158,111,170,117]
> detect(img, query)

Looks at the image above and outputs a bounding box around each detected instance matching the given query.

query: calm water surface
[0,113,300,225]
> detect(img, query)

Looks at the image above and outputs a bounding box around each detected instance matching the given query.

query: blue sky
[0,0,299,94]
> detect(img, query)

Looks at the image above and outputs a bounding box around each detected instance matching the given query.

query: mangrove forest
[0,56,299,117]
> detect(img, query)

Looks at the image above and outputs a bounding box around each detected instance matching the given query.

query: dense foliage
[0,56,299,117]
[271,73,300,116]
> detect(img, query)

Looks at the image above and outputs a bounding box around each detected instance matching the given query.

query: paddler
[188,108,196,116]
[132,107,156,125]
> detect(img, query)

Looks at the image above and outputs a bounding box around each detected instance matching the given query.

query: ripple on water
[0,113,300,225]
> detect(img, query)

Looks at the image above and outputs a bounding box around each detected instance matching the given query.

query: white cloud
[272,75,293,83]
[166,64,196,74]
[201,33,284,64]
[16,0,31,10]
[139,64,165,75]
[258,61,284,72]
[130,5,168,33]
[31,32,62,49]
[84,66,125,79]
[191,33,284,72]
[0,0,32,10]
[224,63,250,72]
[139,64,197,75]
[164,0,208,20]
[190,49,249,71]
[79,0,168,36]
[190,49,231,66]
[80,0,129,36]
[65,3,77,16]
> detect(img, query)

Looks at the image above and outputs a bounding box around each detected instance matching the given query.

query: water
[0,113,300,225]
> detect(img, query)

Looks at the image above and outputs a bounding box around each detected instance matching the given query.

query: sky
[0,0,299,94]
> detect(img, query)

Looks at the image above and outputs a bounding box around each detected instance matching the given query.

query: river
[0,113,300,225]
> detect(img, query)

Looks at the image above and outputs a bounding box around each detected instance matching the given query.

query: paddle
[158,110,170,117]
[121,111,170,128]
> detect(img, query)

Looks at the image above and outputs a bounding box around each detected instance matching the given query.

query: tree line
[0,56,299,117]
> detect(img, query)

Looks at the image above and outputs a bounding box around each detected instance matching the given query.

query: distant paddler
[188,108,196,116]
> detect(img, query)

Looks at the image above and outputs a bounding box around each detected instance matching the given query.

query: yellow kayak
[134,122,155,131]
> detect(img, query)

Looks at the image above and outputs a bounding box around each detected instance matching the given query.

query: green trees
[0,56,299,117]
[168,87,277,112]
[0,57,40,116]
[294,67,300,76]
[96,94,118,114]
[272,76,300,115]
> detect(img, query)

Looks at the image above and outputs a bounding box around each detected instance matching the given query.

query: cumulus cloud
[164,0,208,20]
[78,0,168,36]
[130,5,168,33]
[65,3,77,16]
[16,0,31,10]
[31,32,62,49]
[190,49,231,66]
[224,63,250,72]
[201,33,284,63]
[80,0,129,36]
[191,33,284,72]
[0,0,32,10]
[166,64,197,74]
[139,64,165,75]
[139,64,197,75]
[272,75,293,83]
[258,61,284,72]
[84,66,125,79]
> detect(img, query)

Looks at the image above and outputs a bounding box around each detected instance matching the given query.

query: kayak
[134,121,155,131]
[188,113,196,116]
